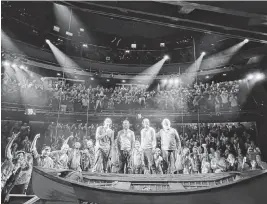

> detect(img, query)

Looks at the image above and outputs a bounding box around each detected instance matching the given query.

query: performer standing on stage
[117,120,135,174]
[140,118,156,174]
[93,118,114,173]
[157,118,181,174]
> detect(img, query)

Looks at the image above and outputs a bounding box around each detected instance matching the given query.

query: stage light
[244,39,249,43]
[19,65,25,69]
[90,77,94,80]
[3,61,10,66]
[160,43,165,47]
[164,55,169,60]
[106,79,110,82]
[254,73,265,81]
[45,39,50,44]
[131,44,136,49]
[80,28,84,32]
[111,37,116,43]
[125,50,130,53]
[53,26,60,32]
[247,74,254,80]
[25,108,36,115]
[11,63,17,68]
[57,73,61,76]
[201,52,206,55]
[223,73,227,76]
[205,75,210,79]
[66,31,73,37]
[82,44,88,48]
[122,80,126,83]
[162,79,167,84]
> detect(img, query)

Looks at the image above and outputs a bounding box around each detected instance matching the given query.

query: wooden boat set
[31,167,267,204]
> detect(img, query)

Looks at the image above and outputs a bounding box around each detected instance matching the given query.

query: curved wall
[2,38,266,78]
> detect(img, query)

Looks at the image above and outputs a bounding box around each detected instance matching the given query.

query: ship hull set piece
[32,167,267,204]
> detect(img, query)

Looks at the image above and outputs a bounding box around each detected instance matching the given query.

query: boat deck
[48,170,239,191]
[32,168,267,204]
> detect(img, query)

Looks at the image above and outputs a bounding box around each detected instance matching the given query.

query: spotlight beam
[46,41,81,78]
[181,53,205,85]
[130,58,168,86]
[201,39,249,71]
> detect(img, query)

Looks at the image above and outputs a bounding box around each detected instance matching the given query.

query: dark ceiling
[194,1,267,15]
[71,1,267,43]
[2,1,267,45]
[74,12,185,39]
[1,1,267,66]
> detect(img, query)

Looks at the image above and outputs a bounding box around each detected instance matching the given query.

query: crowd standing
[2,73,241,113]
[1,118,266,201]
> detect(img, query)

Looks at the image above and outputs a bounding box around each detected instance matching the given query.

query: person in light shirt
[153,148,163,174]
[31,134,54,169]
[131,141,144,174]
[68,141,82,172]
[140,118,156,174]
[211,150,227,173]
[220,90,229,110]
[49,136,71,170]
[157,119,181,174]
[229,94,238,112]
[117,120,135,174]
[93,118,114,173]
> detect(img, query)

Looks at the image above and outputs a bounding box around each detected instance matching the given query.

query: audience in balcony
[2,73,242,113]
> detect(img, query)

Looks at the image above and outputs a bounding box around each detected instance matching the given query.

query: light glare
[11,63,17,68]
[3,61,10,66]
[164,55,170,60]
[247,74,254,80]
[254,73,265,81]
[162,79,167,85]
